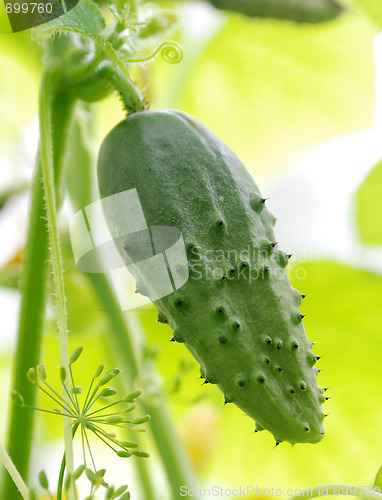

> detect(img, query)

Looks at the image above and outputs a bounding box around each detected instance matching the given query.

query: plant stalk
[3,89,74,500]
[99,60,147,114]
[39,65,75,500]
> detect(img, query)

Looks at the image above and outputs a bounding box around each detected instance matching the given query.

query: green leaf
[106,416,123,424]
[73,464,86,480]
[97,368,120,387]
[131,415,150,424]
[38,470,49,491]
[131,450,149,458]
[119,441,138,448]
[27,367,37,385]
[60,366,67,383]
[100,387,117,397]
[69,345,84,365]
[93,363,105,378]
[36,364,47,380]
[32,0,105,42]
[209,0,343,23]
[106,486,114,500]
[113,485,128,497]
[356,159,382,245]
[85,468,97,485]
[11,391,24,407]
[96,468,106,478]
[121,404,136,413]
[122,389,142,402]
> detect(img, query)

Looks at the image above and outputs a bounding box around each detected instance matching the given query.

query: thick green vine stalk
[3,89,74,499]
[39,65,75,500]
[3,158,48,500]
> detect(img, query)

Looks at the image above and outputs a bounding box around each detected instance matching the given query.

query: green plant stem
[127,311,195,495]
[290,485,382,500]
[3,158,48,500]
[57,423,79,500]
[39,65,75,500]
[3,92,74,500]
[56,453,67,500]
[133,455,156,500]
[99,61,147,114]
[87,273,194,499]
[0,443,29,499]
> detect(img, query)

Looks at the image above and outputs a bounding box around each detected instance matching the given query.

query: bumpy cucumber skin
[97,109,325,445]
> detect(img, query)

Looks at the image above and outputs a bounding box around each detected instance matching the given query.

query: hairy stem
[3,158,48,500]
[3,94,74,500]
[0,443,29,499]
[56,423,80,500]
[290,484,382,500]
[39,65,75,500]
[99,60,147,114]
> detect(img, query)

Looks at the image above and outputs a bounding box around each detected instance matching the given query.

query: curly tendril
[126,41,183,64]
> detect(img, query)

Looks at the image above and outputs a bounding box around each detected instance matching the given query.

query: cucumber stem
[3,87,74,500]
[99,58,147,115]
[39,65,75,500]
[2,157,49,500]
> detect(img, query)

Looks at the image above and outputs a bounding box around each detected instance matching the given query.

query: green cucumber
[97,109,325,445]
